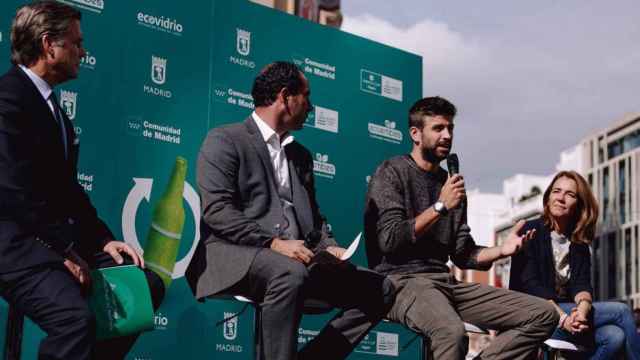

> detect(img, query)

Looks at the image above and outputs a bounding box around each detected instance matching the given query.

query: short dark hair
[251,61,305,107]
[10,0,81,66]
[408,96,457,129]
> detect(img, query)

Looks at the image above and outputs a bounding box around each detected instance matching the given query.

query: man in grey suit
[186,61,395,360]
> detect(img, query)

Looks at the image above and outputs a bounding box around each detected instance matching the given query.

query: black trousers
[226,248,396,360]
[0,252,165,360]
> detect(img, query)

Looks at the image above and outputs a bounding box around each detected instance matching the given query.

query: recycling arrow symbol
[121,177,200,279]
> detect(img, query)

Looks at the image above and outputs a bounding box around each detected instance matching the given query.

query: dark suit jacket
[186,117,336,299]
[509,218,593,302]
[0,66,112,273]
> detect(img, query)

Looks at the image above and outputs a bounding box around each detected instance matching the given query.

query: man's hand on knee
[103,240,144,268]
[270,238,313,264]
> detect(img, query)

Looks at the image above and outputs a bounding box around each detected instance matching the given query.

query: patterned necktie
[48,91,68,160]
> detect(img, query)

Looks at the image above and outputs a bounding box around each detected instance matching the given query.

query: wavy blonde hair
[542,171,598,245]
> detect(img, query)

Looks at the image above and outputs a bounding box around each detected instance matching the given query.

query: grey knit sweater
[364,155,489,276]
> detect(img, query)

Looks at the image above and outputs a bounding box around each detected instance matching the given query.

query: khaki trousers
[387,273,559,360]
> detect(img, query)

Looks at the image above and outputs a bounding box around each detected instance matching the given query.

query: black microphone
[446,153,465,210]
[446,153,459,176]
[305,229,322,250]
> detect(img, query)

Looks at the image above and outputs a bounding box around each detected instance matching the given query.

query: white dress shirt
[18,65,55,116]
[252,112,301,239]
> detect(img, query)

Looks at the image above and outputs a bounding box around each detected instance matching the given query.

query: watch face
[434,201,448,215]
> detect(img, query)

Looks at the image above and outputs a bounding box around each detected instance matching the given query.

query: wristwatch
[433,201,448,215]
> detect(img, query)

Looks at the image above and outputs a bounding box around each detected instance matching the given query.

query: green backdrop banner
[0,1,423,359]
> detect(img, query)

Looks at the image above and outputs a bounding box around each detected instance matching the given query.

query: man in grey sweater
[364,96,559,359]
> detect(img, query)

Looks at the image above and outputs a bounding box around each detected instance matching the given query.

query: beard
[289,114,306,130]
[420,144,448,164]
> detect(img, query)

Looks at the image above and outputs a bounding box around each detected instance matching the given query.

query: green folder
[89,265,154,340]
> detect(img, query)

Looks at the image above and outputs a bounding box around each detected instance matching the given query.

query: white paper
[340,232,361,260]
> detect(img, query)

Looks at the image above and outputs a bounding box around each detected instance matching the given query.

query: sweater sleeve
[451,217,490,270]
[364,163,416,254]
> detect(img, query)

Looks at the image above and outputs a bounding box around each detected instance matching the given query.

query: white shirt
[252,112,300,239]
[18,65,56,115]
[551,230,571,299]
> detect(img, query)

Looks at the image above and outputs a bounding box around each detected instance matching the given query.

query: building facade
[250,0,343,28]
[580,112,640,306]
[460,174,553,288]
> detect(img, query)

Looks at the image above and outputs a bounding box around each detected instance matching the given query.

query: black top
[510,218,593,302]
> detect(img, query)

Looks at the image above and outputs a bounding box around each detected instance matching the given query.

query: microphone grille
[447,153,459,175]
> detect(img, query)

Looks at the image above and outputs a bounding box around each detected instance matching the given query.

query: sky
[340,1,640,193]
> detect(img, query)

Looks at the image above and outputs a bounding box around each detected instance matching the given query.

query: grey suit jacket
[186,117,336,299]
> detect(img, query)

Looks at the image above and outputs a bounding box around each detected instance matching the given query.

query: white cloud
[342,14,494,114]
[342,15,485,70]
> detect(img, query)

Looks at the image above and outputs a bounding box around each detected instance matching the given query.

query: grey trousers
[386,273,559,360]
[229,248,396,360]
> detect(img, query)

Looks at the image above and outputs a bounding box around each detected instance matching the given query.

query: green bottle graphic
[144,157,187,288]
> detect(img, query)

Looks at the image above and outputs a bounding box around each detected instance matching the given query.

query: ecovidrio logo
[80,50,97,70]
[136,11,183,36]
[153,312,169,330]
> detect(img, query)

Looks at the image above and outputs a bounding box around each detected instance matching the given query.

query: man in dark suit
[186,61,395,359]
[0,2,164,359]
